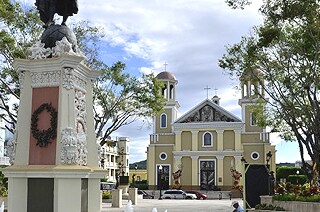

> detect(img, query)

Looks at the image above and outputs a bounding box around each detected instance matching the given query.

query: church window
[160,113,167,128]
[202,132,213,147]
[250,84,255,96]
[162,84,168,98]
[170,84,174,99]
[243,83,248,97]
[251,152,260,160]
[159,152,167,160]
[250,113,257,126]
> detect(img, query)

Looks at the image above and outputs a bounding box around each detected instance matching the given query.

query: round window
[251,152,260,160]
[159,152,167,161]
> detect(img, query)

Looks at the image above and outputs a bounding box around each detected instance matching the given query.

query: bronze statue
[35,0,78,28]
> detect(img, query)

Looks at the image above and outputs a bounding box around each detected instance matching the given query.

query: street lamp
[266,151,272,169]
[158,165,163,200]
[296,170,300,184]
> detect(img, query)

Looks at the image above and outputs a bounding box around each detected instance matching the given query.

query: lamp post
[266,151,272,170]
[296,170,300,184]
[158,165,163,200]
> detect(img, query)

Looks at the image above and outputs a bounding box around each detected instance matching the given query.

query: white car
[161,190,197,199]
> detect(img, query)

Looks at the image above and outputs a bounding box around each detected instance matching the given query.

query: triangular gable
[175,99,241,123]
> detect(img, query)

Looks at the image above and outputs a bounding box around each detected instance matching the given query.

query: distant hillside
[130,160,147,169]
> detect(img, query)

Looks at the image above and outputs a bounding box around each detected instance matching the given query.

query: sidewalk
[101,198,243,212]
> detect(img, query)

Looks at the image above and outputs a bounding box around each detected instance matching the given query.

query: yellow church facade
[147,71,276,192]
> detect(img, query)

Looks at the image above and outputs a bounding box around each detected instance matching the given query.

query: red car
[185,191,208,200]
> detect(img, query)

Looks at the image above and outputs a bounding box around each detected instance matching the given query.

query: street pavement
[101,198,244,212]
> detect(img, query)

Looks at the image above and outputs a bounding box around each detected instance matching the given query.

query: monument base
[3,165,105,212]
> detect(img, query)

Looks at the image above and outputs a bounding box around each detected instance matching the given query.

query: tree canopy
[0,0,165,146]
[220,0,320,183]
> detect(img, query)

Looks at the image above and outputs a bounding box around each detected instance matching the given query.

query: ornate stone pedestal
[3,55,105,212]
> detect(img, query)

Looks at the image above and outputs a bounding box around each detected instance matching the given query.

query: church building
[147,70,276,192]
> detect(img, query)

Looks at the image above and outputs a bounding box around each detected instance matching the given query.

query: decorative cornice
[149,144,174,147]
[173,122,244,130]
[62,67,74,90]
[158,133,175,136]
[191,130,199,134]
[18,71,25,90]
[242,142,270,146]
[216,130,224,134]
[216,155,225,160]
[191,155,199,160]
[173,150,243,157]
[30,71,61,88]
[73,72,87,92]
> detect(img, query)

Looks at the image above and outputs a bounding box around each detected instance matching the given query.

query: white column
[216,155,224,186]
[174,131,182,151]
[234,129,242,150]
[191,130,199,151]
[216,130,224,151]
[191,156,199,187]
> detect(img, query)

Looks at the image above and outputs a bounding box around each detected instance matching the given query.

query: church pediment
[176,100,241,123]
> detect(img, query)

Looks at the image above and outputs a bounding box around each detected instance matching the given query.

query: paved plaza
[101,198,244,212]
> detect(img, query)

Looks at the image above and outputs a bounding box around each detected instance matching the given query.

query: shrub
[102,191,112,199]
[255,203,285,211]
[273,194,320,202]
[287,175,307,185]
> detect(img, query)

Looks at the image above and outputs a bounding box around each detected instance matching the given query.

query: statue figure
[35,0,79,28]
[172,169,182,189]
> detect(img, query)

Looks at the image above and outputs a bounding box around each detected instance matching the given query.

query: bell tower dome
[238,69,265,132]
[154,69,180,134]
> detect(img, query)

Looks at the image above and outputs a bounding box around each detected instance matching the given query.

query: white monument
[3,43,105,211]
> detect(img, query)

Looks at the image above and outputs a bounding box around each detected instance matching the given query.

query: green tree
[220,0,320,184]
[0,1,165,145]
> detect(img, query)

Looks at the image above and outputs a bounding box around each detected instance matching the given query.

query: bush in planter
[102,191,112,199]
[273,194,320,202]
[255,203,285,211]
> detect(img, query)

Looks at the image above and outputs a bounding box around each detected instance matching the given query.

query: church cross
[204,85,211,99]
[214,87,218,96]
[164,62,168,71]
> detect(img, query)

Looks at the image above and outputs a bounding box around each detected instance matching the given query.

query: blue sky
[19,0,305,164]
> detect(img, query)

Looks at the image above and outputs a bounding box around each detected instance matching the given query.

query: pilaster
[174,131,182,151]
[148,146,156,186]
[191,156,199,186]
[234,129,242,150]
[191,130,199,151]
[216,155,224,186]
[216,130,224,151]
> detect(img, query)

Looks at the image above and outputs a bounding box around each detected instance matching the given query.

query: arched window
[160,113,167,128]
[250,113,257,126]
[170,84,174,99]
[203,132,213,147]
[162,84,168,98]
[243,83,247,97]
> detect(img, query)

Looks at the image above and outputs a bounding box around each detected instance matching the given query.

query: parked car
[162,189,196,199]
[185,191,208,200]
[138,190,154,199]
[100,182,116,191]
